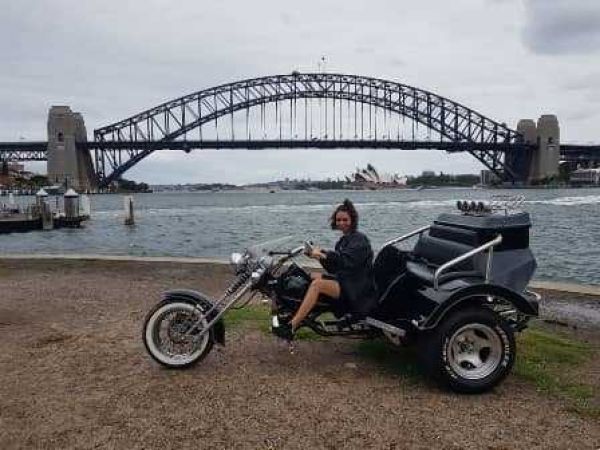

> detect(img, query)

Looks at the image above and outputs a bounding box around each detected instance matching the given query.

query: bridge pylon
[47,106,97,192]
[516,115,560,183]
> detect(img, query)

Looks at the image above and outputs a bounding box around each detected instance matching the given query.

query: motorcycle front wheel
[143,299,214,369]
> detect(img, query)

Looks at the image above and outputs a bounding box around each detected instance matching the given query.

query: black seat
[372,245,409,296]
[406,231,485,287]
[405,261,483,287]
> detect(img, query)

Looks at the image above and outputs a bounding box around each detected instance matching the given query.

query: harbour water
[1,188,599,286]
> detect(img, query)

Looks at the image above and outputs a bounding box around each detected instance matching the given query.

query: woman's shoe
[272,321,294,341]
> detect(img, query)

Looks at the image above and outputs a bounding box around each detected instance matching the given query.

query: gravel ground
[0,260,599,449]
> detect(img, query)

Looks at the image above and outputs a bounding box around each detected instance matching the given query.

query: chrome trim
[524,289,542,302]
[365,317,406,337]
[433,234,503,290]
[382,225,430,248]
[485,244,495,283]
[187,282,252,338]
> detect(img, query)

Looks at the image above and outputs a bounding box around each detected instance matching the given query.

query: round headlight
[230,252,244,265]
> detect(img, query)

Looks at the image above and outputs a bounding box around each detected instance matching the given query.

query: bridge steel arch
[94,73,523,187]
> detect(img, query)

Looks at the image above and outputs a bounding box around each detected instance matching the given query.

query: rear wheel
[419,306,515,394]
[143,299,214,368]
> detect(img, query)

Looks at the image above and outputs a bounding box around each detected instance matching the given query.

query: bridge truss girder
[0,142,48,161]
[94,73,523,186]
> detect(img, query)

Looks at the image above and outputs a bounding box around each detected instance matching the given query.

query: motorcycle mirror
[304,241,314,256]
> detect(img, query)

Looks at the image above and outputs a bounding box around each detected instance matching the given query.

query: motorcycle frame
[185,246,306,339]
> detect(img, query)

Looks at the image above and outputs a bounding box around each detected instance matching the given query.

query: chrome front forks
[185,275,253,339]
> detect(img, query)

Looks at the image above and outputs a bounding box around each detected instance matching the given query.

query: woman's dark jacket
[320,231,376,315]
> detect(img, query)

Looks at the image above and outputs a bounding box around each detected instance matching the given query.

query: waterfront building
[480,170,500,186]
[570,168,600,186]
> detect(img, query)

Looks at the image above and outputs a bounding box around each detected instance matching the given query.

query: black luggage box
[430,212,531,251]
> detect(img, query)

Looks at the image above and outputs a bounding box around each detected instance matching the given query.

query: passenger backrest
[408,211,535,290]
[429,223,479,246]
[412,230,483,271]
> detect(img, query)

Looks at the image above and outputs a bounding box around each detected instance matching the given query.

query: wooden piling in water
[124,196,135,226]
[41,202,53,230]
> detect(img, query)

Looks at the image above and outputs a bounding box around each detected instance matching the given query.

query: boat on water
[0,189,90,234]
[0,210,88,234]
[0,213,42,233]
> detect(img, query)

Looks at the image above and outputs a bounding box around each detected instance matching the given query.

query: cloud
[562,72,600,92]
[4,0,600,183]
[522,0,600,54]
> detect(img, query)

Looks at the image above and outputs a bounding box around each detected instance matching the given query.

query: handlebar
[266,243,312,265]
[292,245,305,256]
[267,245,305,258]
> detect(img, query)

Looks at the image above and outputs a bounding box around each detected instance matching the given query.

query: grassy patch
[356,326,599,418]
[515,327,599,418]
[223,308,599,417]
[355,340,423,382]
[223,305,269,329]
[223,305,323,341]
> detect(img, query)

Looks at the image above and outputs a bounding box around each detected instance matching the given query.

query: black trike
[143,200,540,393]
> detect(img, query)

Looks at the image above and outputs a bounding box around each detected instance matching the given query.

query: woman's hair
[330,199,358,231]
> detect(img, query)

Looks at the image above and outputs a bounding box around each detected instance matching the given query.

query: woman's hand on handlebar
[309,246,324,260]
[303,241,324,260]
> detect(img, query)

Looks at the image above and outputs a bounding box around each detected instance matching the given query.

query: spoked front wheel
[143,299,214,368]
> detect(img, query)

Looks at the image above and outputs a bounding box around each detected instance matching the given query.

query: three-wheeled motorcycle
[143,200,540,393]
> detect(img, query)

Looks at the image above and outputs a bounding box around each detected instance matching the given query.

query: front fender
[422,283,539,329]
[162,289,226,345]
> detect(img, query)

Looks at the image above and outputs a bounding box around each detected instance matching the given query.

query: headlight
[230,252,247,275]
[230,252,244,265]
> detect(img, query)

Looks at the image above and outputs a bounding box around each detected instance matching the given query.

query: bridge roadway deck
[81,140,523,152]
[2,140,598,154]
[1,252,598,297]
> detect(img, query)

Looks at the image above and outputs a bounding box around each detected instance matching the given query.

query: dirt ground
[0,259,599,449]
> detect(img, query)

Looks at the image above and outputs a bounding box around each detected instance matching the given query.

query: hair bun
[330,198,359,231]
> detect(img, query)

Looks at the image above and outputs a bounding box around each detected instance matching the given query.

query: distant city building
[480,170,500,186]
[421,170,436,178]
[0,161,29,187]
[570,168,600,186]
[8,163,25,173]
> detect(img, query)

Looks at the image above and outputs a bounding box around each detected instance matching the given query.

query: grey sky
[2,0,599,184]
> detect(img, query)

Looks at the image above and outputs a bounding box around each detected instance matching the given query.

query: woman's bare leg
[290,279,340,330]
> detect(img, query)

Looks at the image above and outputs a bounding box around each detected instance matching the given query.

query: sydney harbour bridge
[1,72,598,190]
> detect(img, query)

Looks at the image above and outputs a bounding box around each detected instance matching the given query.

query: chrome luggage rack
[489,195,526,215]
[456,195,526,216]
[383,227,501,290]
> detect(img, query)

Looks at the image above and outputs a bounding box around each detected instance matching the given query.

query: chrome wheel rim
[145,302,210,366]
[447,323,502,380]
